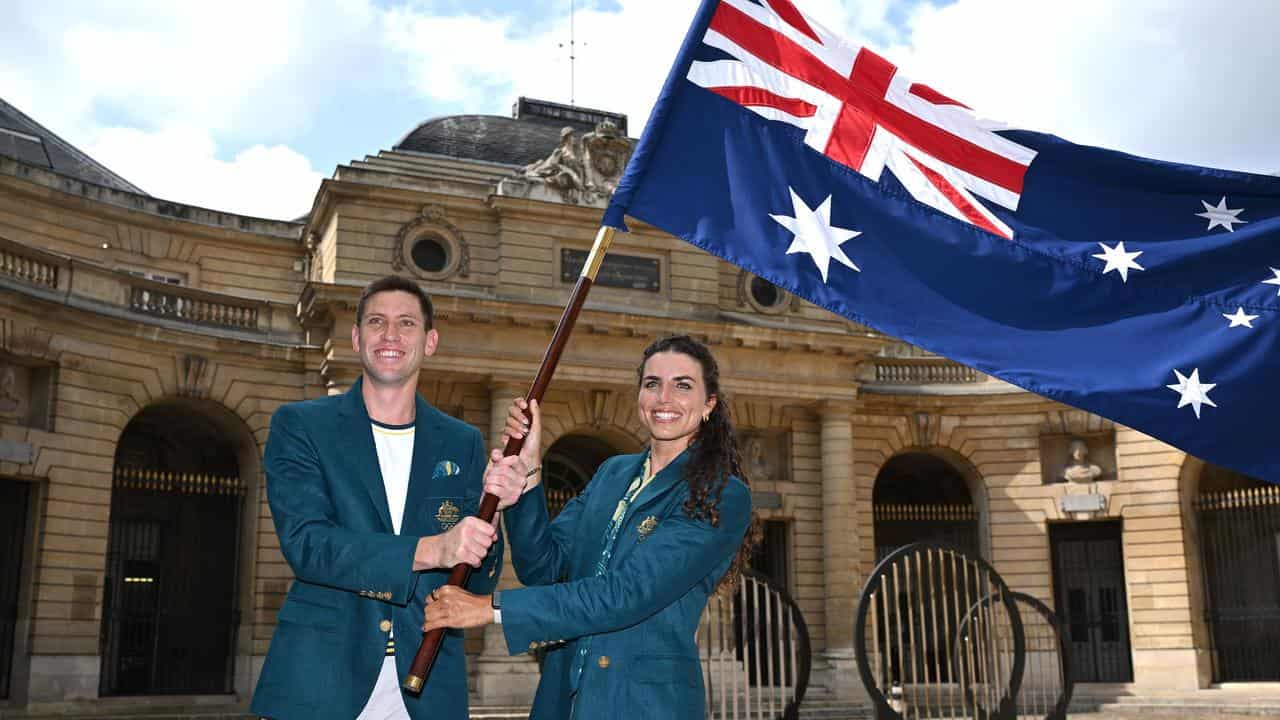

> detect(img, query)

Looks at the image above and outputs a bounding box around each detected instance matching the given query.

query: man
[251,275,527,720]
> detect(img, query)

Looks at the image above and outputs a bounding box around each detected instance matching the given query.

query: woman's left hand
[422,585,493,632]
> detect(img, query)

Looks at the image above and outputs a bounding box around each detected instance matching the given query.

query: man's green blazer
[250,378,502,720]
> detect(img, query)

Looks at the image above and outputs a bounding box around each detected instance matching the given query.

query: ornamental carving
[178,354,210,399]
[739,430,790,484]
[391,205,470,279]
[510,120,634,206]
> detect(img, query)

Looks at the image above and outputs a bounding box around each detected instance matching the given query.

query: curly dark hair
[637,335,761,593]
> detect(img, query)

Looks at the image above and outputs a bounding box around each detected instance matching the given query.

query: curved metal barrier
[699,569,811,720]
[953,591,1071,720]
[1008,592,1072,720]
[855,542,1027,720]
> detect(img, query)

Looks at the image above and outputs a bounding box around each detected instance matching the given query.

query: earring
[702,413,710,423]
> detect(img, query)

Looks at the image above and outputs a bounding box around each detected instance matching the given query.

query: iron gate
[100,468,244,695]
[1195,485,1280,682]
[0,479,31,699]
[699,569,811,720]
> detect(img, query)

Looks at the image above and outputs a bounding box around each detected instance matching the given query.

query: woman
[422,335,757,719]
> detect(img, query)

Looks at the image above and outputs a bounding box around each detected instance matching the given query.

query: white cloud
[87,127,323,221]
[4,0,1278,222]
[874,0,1280,174]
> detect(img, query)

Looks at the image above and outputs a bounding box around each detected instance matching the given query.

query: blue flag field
[603,0,1280,482]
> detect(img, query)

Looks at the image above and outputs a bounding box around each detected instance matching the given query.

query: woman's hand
[482,451,530,510]
[422,585,493,632]
[501,398,543,489]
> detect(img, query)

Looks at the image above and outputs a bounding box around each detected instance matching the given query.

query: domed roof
[394,115,566,167]
[393,97,629,167]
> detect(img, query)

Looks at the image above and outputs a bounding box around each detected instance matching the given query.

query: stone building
[1,94,1276,713]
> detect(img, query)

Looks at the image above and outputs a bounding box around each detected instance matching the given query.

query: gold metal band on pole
[581,226,617,281]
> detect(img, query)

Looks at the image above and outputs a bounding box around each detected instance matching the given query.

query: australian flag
[603,0,1280,482]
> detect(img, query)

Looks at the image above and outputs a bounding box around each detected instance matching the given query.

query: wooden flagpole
[403,225,617,692]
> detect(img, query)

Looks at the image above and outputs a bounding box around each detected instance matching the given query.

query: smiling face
[351,289,438,389]
[637,350,717,454]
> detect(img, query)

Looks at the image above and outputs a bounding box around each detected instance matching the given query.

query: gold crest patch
[436,500,461,530]
[637,515,658,541]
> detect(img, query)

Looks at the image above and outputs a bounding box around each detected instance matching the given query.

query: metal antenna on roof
[558,0,584,106]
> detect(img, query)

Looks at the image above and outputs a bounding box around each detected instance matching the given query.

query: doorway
[1050,521,1133,682]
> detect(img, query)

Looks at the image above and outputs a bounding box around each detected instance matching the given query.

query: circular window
[411,236,449,273]
[750,276,783,308]
[742,272,790,314]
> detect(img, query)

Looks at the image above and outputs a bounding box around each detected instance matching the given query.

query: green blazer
[500,449,751,720]
[251,379,502,720]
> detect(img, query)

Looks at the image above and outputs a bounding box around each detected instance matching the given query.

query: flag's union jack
[688,0,1037,238]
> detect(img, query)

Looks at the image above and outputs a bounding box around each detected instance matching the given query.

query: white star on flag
[1223,307,1259,328]
[1166,368,1217,419]
[1196,196,1248,232]
[770,188,861,283]
[1092,241,1144,282]
[1264,267,1280,296]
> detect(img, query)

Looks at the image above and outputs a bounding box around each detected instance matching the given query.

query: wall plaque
[1060,493,1107,514]
[560,249,660,292]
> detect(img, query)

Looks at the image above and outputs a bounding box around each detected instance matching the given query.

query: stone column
[472,381,541,704]
[814,400,868,703]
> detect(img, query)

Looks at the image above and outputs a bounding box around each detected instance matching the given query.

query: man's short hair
[355,275,435,329]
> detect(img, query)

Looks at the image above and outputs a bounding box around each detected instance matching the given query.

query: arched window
[872,452,979,561]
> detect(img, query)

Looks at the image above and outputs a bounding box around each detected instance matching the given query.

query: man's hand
[499,398,543,490]
[422,585,493,632]
[483,451,530,511]
[413,517,497,571]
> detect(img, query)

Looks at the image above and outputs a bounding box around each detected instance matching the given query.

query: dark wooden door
[1051,521,1133,682]
[0,479,31,699]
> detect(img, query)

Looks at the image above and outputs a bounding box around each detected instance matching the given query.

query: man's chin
[362,367,419,387]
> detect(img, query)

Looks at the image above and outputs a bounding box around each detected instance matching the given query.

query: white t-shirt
[357,420,415,720]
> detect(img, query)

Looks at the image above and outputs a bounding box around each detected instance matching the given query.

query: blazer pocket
[276,596,339,632]
[632,653,701,687]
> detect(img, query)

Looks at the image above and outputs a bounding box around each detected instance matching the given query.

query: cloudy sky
[3,0,1277,221]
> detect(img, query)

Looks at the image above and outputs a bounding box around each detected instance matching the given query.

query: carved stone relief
[0,357,55,430]
[0,364,25,418]
[178,354,210,399]
[739,429,790,484]
[499,121,634,207]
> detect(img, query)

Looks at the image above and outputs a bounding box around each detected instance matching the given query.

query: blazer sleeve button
[597,656,610,669]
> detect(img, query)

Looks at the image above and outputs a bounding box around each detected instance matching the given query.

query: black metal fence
[1195,485,1280,682]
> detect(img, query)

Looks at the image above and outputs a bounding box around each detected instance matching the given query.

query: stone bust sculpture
[1061,438,1103,484]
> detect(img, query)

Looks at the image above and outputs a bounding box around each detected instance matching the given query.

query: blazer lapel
[338,378,394,533]
[622,448,691,525]
[402,396,447,536]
